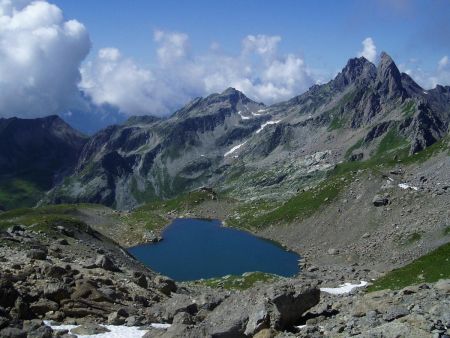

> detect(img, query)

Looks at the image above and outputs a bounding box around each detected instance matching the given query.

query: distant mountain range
[1,52,449,210]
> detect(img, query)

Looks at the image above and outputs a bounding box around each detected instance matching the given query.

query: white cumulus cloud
[0,2,317,120]
[438,55,449,71]
[357,37,377,63]
[399,55,450,89]
[81,31,315,116]
[0,0,90,118]
[242,34,281,58]
[154,30,190,66]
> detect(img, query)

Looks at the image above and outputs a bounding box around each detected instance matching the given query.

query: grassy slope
[191,272,280,290]
[119,190,217,232]
[0,204,96,234]
[227,130,449,235]
[0,168,56,209]
[0,177,44,210]
[368,242,450,292]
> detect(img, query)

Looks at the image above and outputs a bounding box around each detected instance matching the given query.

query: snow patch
[320,281,368,295]
[252,109,266,116]
[256,120,282,134]
[224,141,247,157]
[45,322,171,338]
[423,91,428,95]
[238,111,251,120]
[398,183,419,191]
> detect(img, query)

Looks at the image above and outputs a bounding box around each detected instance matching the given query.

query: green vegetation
[373,129,409,161]
[122,190,216,231]
[326,90,359,131]
[345,138,364,159]
[444,227,450,236]
[228,172,351,229]
[130,178,157,203]
[402,135,450,164]
[192,272,280,290]
[402,100,416,117]
[0,165,69,210]
[0,204,96,234]
[226,200,277,229]
[402,232,422,246]
[367,242,450,292]
[0,177,44,210]
[328,116,346,131]
[229,129,449,231]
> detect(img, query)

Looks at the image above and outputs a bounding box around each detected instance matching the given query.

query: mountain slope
[0,115,87,209]
[44,52,450,210]
[43,88,267,209]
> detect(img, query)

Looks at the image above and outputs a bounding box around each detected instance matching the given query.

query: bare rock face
[375,52,405,102]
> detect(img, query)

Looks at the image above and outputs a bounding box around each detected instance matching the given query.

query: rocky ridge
[40,52,450,210]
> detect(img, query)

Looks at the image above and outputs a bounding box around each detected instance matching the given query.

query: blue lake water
[128,218,300,281]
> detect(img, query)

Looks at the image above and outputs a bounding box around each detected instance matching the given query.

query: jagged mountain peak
[212,87,256,105]
[379,51,395,66]
[377,51,402,79]
[174,87,263,119]
[375,51,405,100]
[333,56,377,89]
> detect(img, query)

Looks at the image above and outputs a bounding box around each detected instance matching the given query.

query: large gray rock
[151,294,198,322]
[43,282,71,302]
[0,327,27,338]
[435,279,450,293]
[26,249,47,260]
[372,194,389,207]
[355,321,429,338]
[0,280,19,308]
[383,306,409,322]
[70,324,110,335]
[95,255,120,272]
[195,281,320,337]
[30,299,59,315]
[154,276,177,295]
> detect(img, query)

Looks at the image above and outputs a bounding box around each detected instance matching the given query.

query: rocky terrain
[0,213,449,337]
[0,211,324,337]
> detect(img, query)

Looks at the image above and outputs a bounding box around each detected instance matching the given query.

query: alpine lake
[128,218,300,281]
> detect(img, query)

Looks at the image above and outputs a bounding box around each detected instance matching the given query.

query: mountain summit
[1,52,446,210]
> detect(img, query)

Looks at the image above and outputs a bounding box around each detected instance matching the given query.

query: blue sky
[0,0,449,132]
[53,0,449,73]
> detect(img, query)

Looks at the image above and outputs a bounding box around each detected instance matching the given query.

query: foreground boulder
[183,280,320,337]
[95,255,120,272]
[372,194,389,207]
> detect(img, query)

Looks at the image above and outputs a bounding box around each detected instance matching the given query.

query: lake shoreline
[128,218,301,282]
